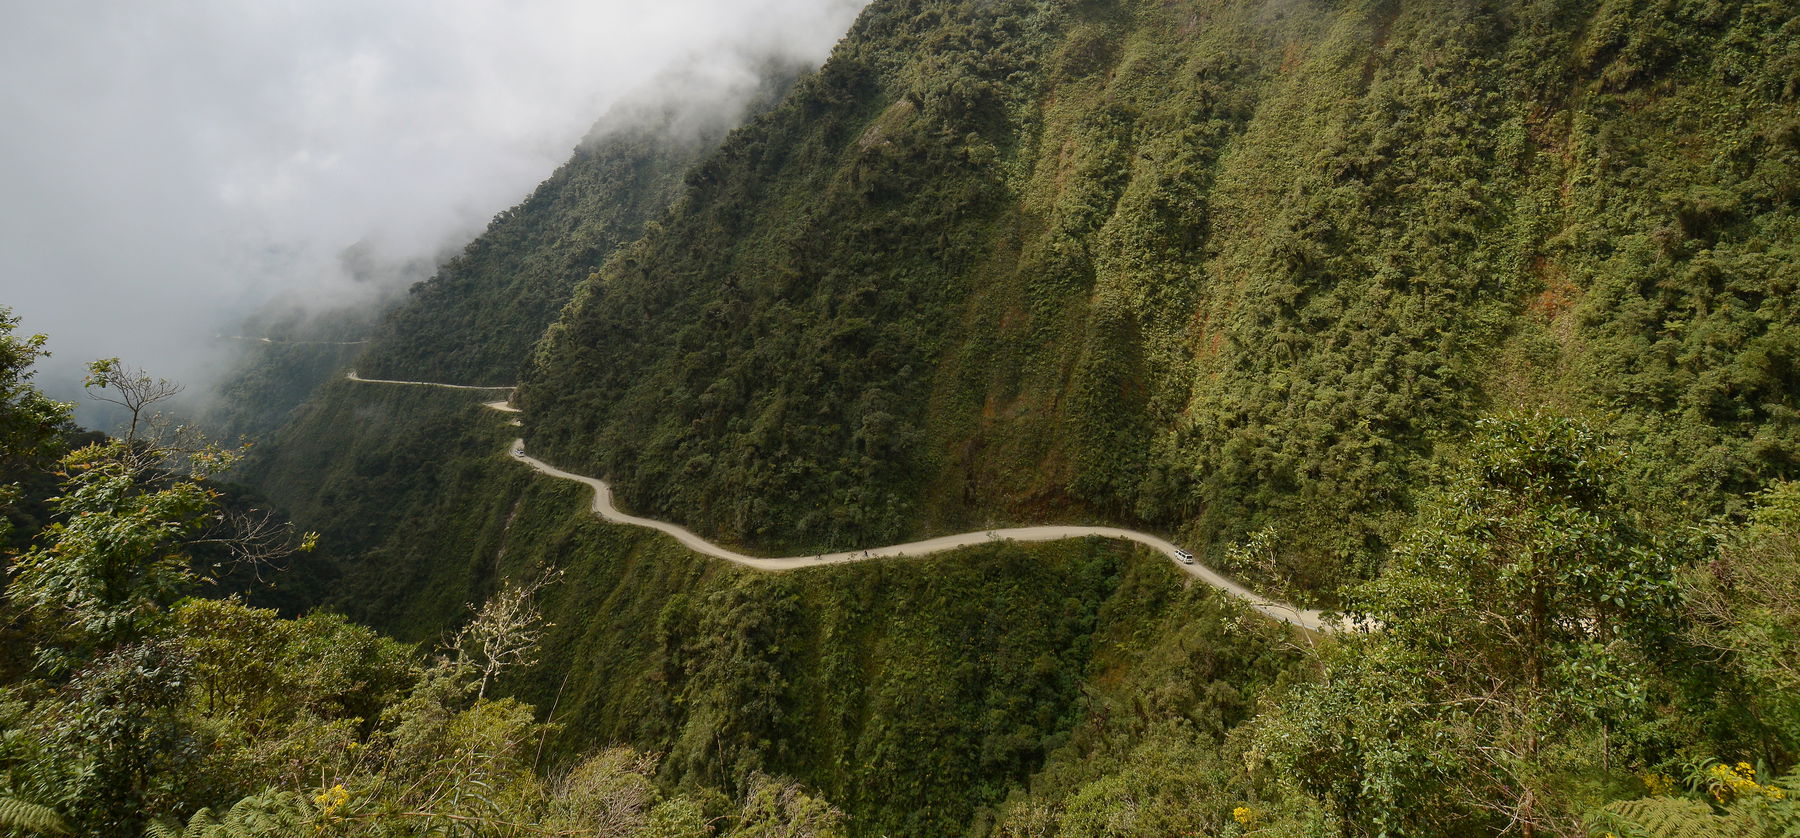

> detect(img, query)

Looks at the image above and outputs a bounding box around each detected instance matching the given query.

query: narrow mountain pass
[347,371,1329,631]
[346,370,518,391]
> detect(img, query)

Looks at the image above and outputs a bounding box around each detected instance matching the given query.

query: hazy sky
[0,0,867,399]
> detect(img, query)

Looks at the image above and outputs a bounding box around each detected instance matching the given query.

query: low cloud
[0,0,867,405]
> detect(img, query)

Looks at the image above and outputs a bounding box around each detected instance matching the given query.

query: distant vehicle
[1174,549,1195,565]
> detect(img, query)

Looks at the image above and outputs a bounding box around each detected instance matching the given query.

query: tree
[8,441,218,658]
[8,364,315,660]
[0,307,73,544]
[0,308,69,461]
[0,341,851,835]
[3,363,314,834]
[449,569,560,701]
[1684,482,1800,763]
[731,773,848,838]
[1250,414,1681,837]
[82,358,180,444]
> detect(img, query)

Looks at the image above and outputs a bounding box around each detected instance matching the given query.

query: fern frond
[1591,796,1751,838]
[1732,775,1800,837]
[0,796,70,836]
[149,792,311,838]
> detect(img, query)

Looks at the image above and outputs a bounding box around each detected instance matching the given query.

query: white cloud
[0,0,868,401]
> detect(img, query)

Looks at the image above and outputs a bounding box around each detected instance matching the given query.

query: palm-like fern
[142,792,309,838]
[1591,797,1749,838]
[1590,774,1800,838]
[0,796,70,836]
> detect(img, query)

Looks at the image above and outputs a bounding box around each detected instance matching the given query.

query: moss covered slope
[244,380,1296,836]
[522,0,1800,594]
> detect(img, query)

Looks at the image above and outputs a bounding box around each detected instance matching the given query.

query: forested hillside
[233,371,1298,835]
[200,66,779,442]
[206,310,387,445]
[354,65,808,387]
[179,0,1800,836]
[0,316,862,837]
[522,0,1800,598]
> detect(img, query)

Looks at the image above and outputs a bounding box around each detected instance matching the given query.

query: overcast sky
[0,0,867,400]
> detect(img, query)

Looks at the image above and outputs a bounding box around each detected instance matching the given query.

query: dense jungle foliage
[233,351,1800,835]
[1,319,858,836]
[520,0,1800,603]
[235,363,1288,835]
[199,243,420,444]
[47,0,1800,834]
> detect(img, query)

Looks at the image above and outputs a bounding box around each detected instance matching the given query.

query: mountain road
[346,371,1330,631]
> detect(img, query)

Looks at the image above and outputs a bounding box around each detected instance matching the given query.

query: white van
[1174,549,1195,565]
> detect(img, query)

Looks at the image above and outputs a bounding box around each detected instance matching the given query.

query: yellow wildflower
[313,784,350,817]
[1707,760,1787,802]
[1639,771,1675,796]
[1232,806,1256,825]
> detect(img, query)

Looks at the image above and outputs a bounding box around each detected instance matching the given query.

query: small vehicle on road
[1174,549,1196,565]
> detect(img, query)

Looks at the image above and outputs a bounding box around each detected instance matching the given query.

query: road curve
[346,371,516,391]
[506,436,1325,630]
[342,372,1328,631]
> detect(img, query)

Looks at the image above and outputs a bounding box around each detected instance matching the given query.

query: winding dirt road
[347,372,1328,631]
[347,371,517,391]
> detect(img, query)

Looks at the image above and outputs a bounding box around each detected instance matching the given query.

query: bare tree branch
[449,569,564,700]
[83,358,182,443]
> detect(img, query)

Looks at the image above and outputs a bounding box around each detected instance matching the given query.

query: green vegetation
[200,244,414,445]
[0,326,851,837]
[201,64,809,455]
[984,416,1800,836]
[208,339,365,443]
[8,321,1303,835]
[517,531,1205,836]
[205,309,383,445]
[236,380,1800,835]
[240,371,1255,834]
[118,0,1800,834]
[519,0,1800,603]
[0,307,78,555]
[234,378,535,624]
[1247,415,1687,834]
[357,69,806,388]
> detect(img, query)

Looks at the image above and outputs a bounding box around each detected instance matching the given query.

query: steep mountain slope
[228,0,1800,834]
[522,0,1800,597]
[243,377,1298,835]
[205,278,401,443]
[202,72,789,445]
[354,66,808,387]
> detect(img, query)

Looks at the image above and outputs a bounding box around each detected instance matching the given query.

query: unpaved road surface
[345,372,1329,631]
[507,436,1326,630]
[347,371,516,391]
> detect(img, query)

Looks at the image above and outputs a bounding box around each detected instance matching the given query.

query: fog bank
[0,0,868,407]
